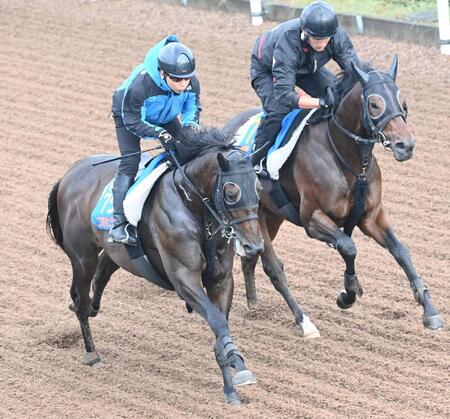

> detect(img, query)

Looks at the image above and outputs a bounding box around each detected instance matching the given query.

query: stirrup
[107,222,137,246]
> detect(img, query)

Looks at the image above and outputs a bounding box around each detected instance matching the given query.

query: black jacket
[251,18,358,108]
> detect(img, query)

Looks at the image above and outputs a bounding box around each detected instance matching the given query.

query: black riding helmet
[158,42,195,78]
[300,1,338,39]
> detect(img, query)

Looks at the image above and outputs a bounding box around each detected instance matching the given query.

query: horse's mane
[179,126,234,156]
[309,61,374,124]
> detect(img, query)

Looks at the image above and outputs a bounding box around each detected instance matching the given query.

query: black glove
[185,124,200,133]
[157,130,175,151]
[319,86,336,109]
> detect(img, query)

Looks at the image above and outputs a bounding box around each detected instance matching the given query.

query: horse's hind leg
[65,238,102,366]
[305,209,363,309]
[258,218,320,338]
[90,252,119,316]
[359,206,443,330]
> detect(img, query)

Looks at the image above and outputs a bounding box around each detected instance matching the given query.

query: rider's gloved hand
[157,130,175,151]
[185,124,200,134]
[319,86,336,109]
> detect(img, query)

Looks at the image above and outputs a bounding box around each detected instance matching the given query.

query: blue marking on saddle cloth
[234,112,263,152]
[267,109,302,156]
[234,109,302,155]
[91,153,167,230]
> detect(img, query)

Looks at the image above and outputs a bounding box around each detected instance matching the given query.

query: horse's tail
[46,180,64,251]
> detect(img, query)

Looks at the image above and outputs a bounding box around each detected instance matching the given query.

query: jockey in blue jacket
[109,35,201,245]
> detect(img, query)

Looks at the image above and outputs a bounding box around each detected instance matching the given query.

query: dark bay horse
[224,56,443,335]
[46,129,264,405]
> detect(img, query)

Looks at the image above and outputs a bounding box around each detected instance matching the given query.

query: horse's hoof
[247,300,257,311]
[423,314,444,330]
[82,351,101,366]
[224,391,241,405]
[68,301,77,312]
[336,291,354,309]
[233,369,257,386]
[88,305,100,317]
[301,315,320,339]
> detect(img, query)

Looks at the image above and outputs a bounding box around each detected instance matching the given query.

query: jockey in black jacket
[250,1,359,162]
[109,35,201,246]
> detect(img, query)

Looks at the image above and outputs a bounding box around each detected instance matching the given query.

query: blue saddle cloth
[235,109,305,156]
[91,153,167,230]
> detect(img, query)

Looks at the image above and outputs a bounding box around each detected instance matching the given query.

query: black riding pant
[251,56,336,151]
[113,114,183,178]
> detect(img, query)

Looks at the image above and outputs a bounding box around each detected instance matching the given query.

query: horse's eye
[367,94,385,119]
[223,182,241,205]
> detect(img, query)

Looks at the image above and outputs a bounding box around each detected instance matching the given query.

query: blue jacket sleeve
[121,75,163,139]
[181,77,202,127]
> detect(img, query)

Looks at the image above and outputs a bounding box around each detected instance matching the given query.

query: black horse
[224,56,443,335]
[46,128,264,404]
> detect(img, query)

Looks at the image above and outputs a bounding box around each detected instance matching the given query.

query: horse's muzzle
[392,137,415,161]
[234,239,264,257]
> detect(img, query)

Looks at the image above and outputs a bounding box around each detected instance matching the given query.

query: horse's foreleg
[206,269,257,403]
[359,205,443,330]
[90,252,119,316]
[174,270,252,405]
[241,254,259,309]
[306,209,362,309]
[259,220,320,338]
[240,211,283,310]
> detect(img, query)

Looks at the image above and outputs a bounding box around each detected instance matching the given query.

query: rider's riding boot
[251,117,278,170]
[108,174,138,246]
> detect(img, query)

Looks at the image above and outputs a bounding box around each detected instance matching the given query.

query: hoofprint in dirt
[0,0,449,418]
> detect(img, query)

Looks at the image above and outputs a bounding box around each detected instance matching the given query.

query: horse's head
[350,55,414,161]
[212,150,264,257]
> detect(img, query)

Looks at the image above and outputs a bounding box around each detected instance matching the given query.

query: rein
[328,111,377,180]
[326,113,373,237]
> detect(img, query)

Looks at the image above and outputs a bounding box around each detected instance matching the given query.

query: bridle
[325,60,409,237]
[171,149,259,242]
[328,69,408,180]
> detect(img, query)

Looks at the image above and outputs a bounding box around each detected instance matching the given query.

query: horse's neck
[180,153,217,208]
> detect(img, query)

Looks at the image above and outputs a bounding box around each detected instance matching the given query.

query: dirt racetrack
[1,0,449,417]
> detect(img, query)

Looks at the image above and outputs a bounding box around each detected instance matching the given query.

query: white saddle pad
[123,161,171,226]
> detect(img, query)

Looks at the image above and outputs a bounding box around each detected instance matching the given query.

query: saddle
[91,153,170,230]
[234,108,316,179]
[233,108,317,225]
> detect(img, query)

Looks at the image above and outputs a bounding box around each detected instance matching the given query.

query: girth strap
[125,239,174,291]
[261,176,302,226]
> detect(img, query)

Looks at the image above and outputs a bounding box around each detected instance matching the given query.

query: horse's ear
[387,54,398,80]
[351,61,369,86]
[217,153,231,171]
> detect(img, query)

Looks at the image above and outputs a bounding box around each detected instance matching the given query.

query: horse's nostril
[243,244,253,254]
[396,142,406,150]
